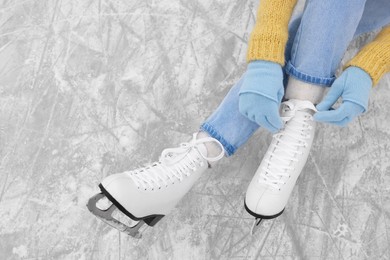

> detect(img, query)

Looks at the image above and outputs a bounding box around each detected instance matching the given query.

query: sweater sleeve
[346,26,390,86]
[247,0,297,65]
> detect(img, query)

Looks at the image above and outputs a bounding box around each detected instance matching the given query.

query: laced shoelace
[128,133,225,190]
[258,100,317,190]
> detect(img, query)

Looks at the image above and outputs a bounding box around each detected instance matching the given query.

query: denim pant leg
[285,0,390,86]
[286,0,367,86]
[200,16,302,157]
[355,0,390,36]
[200,77,259,157]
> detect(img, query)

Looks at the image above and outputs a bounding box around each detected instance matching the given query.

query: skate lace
[128,133,224,190]
[258,100,317,190]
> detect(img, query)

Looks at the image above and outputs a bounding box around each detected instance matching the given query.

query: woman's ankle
[196,131,225,160]
[285,77,326,104]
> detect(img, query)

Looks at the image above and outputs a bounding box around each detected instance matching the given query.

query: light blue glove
[238,60,284,133]
[314,66,372,127]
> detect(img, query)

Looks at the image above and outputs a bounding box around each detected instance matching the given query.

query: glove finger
[314,105,347,122]
[316,83,344,111]
[327,117,352,127]
[238,97,250,117]
[256,116,278,133]
[343,101,365,116]
[243,111,256,123]
[277,87,284,103]
[238,101,245,115]
[266,107,283,130]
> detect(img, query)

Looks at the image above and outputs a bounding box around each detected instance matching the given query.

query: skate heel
[143,215,164,226]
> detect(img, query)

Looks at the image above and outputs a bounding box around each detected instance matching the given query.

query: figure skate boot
[87,133,224,238]
[245,99,317,234]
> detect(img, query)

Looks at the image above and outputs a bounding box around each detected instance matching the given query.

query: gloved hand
[314,66,372,127]
[238,60,284,133]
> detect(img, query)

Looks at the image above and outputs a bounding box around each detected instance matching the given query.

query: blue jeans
[200,0,390,156]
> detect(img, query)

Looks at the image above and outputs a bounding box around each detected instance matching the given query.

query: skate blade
[87,193,146,238]
[250,218,263,236]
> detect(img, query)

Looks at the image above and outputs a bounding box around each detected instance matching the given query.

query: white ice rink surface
[0,0,390,259]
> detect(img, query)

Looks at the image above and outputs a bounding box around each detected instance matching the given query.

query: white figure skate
[87,133,224,238]
[245,99,317,235]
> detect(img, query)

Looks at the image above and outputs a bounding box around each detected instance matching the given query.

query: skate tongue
[161,144,193,165]
[161,135,223,166]
[195,143,214,167]
[280,100,316,129]
[195,137,225,167]
[282,99,317,117]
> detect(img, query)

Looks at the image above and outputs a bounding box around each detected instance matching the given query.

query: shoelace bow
[128,133,224,190]
[259,100,317,190]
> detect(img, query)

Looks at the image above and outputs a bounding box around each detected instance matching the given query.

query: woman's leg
[199,77,259,157]
[354,0,390,36]
[244,0,390,223]
[285,0,390,103]
[199,12,304,157]
[285,0,368,90]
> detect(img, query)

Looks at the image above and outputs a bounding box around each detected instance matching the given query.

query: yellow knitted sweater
[247,0,297,65]
[247,1,390,86]
[347,26,390,85]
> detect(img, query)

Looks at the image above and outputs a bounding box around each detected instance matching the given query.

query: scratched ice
[0,0,389,259]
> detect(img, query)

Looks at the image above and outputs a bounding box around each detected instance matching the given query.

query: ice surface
[0,0,389,259]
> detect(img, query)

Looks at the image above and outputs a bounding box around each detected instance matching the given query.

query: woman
[87,0,390,237]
